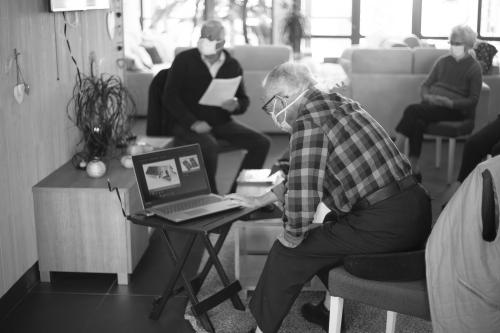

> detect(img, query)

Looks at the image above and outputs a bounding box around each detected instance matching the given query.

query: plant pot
[85,124,112,159]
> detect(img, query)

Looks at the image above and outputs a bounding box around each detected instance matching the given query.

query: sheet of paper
[199,76,242,107]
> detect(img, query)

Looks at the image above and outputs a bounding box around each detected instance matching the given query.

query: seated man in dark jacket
[163,19,271,193]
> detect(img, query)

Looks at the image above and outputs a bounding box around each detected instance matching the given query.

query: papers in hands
[199,76,242,107]
[236,169,285,185]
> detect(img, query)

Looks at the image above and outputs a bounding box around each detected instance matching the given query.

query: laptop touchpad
[185,208,208,216]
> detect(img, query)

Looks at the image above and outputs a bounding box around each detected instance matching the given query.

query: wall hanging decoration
[13,49,29,104]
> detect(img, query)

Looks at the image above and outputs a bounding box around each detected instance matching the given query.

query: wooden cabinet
[32,159,150,285]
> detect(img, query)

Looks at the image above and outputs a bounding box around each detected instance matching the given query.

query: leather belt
[354,175,417,210]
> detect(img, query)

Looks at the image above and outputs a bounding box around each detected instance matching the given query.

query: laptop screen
[132,144,211,209]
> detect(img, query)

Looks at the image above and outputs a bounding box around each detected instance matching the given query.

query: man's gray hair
[450,24,477,49]
[263,62,315,95]
[201,19,225,40]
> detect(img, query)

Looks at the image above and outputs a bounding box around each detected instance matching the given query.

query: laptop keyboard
[156,196,223,214]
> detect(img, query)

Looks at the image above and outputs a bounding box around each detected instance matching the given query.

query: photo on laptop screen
[143,159,180,191]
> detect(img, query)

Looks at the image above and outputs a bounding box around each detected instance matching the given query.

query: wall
[0,0,123,298]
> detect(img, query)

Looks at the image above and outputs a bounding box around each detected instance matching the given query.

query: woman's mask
[450,45,465,60]
[198,38,219,56]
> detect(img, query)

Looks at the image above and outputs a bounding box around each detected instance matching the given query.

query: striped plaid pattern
[284,88,412,239]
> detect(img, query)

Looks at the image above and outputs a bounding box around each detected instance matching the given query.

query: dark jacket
[163,48,250,128]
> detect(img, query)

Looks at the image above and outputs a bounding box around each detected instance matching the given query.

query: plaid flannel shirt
[282,88,412,244]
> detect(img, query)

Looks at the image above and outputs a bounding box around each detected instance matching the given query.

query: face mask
[270,90,308,132]
[198,38,219,56]
[450,45,465,59]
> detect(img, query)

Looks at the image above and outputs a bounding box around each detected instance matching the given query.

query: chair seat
[426,119,474,138]
[328,266,430,320]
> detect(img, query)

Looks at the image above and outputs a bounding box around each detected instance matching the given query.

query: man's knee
[255,133,271,152]
[402,104,422,120]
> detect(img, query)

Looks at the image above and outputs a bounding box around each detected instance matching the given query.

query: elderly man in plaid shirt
[228,62,432,333]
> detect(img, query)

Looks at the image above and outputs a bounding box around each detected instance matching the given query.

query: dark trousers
[457,115,500,182]
[172,120,271,193]
[249,185,431,333]
[395,103,464,158]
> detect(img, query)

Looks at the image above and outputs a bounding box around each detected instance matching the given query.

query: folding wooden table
[128,206,259,332]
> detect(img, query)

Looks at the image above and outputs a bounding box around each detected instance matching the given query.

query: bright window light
[360,0,412,37]
[421,0,478,37]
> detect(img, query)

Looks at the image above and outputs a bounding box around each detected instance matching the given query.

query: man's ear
[217,40,225,49]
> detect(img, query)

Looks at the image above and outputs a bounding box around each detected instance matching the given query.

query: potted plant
[67,60,136,165]
[282,0,306,55]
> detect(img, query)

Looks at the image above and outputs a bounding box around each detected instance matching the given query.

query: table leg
[190,225,232,294]
[161,230,215,332]
[201,229,245,311]
[39,271,51,283]
[117,273,129,285]
[150,231,197,320]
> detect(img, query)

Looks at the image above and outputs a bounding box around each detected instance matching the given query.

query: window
[359,0,412,37]
[213,0,273,46]
[302,0,352,62]
[480,0,500,38]
[304,0,352,36]
[421,0,478,37]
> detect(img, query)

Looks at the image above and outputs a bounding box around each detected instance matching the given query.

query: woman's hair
[263,62,316,95]
[450,25,477,49]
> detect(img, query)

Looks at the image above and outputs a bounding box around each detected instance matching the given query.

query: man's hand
[190,120,212,134]
[224,193,265,208]
[220,97,239,113]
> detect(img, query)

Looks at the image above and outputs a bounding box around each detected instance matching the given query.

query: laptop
[131,144,242,223]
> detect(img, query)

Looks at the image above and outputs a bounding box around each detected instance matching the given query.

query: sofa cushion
[413,48,449,74]
[351,48,413,74]
[426,119,475,138]
[233,45,292,71]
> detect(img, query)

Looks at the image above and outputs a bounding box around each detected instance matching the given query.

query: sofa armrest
[473,82,491,133]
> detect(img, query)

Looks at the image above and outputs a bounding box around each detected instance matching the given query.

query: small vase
[85,124,112,159]
[86,158,107,178]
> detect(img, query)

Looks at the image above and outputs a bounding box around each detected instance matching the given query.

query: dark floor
[0,134,460,333]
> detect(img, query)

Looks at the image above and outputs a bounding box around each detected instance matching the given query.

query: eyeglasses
[449,41,464,46]
[261,94,288,114]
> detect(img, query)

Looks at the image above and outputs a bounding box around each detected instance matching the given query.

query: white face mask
[450,45,465,59]
[270,90,308,132]
[198,38,219,56]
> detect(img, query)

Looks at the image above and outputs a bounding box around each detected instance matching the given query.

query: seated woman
[441,115,500,204]
[394,25,483,181]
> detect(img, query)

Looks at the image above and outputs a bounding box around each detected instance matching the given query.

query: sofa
[124,45,292,133]
[341,48,493,136]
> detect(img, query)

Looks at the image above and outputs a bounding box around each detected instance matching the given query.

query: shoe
[301,301,346,332]
[301,301,330,331]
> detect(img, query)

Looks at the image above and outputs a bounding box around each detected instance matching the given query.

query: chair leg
[447,138,456,184]
[435,137,442,168]
[329,296,344,333]
[386,311,397,333]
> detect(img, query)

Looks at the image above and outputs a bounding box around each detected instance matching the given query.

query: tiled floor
[0,133,461,333]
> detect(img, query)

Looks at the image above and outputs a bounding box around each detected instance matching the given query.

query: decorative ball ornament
[126,144,144,156]
[86,158,107,178]
[126,144,155,156]
[120,155,133,168]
